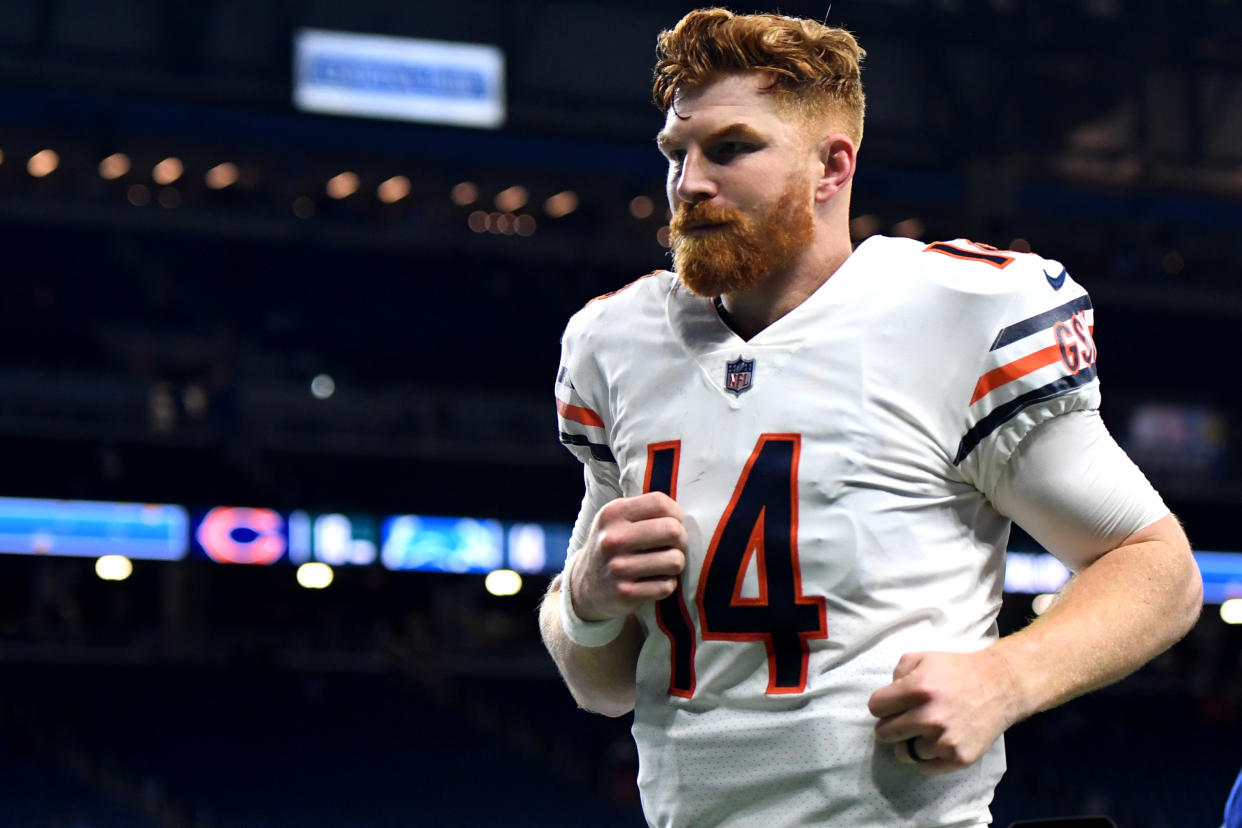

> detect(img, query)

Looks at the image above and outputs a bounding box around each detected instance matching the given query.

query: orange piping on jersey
[586,270,662,306]
[775,434,825,695]
[969,344,1063,405]
[657,592,696,700]
[644,441,696,699]
[923,240,1016,269]
[694,433,826,696]
[556,398,604,428]
[643,440,682,499]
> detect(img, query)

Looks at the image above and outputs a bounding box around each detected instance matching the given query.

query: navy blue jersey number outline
[648,434,828,697]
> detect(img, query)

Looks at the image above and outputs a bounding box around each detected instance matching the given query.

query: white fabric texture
[990,409,1169,572]
[551,236,1114,828]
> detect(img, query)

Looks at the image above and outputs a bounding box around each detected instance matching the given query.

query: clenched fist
[868,649,1025,774]
[569,491,689,622]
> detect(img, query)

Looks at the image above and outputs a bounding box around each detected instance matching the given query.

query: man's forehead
[661,72,785,139]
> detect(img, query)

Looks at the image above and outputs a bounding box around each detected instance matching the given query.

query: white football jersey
[554,235,1101,828]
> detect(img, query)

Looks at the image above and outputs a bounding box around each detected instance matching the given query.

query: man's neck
[716,230,853,341]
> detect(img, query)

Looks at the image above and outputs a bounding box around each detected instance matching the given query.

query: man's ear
[814,135,857,203]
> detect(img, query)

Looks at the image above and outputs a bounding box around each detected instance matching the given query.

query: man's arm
[539,584,644,717]
[539,492,687,717]
[871,515,1199,772]
[991,512,1199,714]
[870,413,1203,772]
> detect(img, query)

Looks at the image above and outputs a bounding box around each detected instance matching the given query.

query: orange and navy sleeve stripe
[556,364,615,464]
[955,293,1098,464]
[557,398,603,428]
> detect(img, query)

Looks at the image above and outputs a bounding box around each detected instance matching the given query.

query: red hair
[653,8,866,143]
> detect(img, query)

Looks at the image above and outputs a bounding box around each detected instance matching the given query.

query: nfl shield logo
[724,356,755,396]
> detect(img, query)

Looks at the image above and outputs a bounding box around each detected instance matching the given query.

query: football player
[540,8,1202,827]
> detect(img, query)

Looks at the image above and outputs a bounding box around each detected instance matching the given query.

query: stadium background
[0,0,1238,825]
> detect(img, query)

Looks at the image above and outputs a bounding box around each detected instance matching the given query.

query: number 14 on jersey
[645,434,827,698]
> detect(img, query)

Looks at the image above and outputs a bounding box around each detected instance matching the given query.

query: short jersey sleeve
[950,245,1102,495]
[555,309,622,562]
[555,308,620,467]
[990,410,1168,570]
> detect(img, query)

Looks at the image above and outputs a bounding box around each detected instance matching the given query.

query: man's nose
[675,149,717,203]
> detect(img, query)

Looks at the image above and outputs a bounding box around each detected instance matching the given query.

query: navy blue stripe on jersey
[925,242,1013,267]
[560,431,616,463]
[557,365,571,387]
[954,366,1098,464]
[989,295,1093,351]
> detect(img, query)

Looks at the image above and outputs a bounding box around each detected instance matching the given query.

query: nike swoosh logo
[1044,267,1067,290]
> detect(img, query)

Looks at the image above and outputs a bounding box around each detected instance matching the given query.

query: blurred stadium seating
[0,0,1238,825]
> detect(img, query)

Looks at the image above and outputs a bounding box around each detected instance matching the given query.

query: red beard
[670,177,814,297]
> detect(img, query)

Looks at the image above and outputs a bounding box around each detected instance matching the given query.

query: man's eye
[712,142,750,160]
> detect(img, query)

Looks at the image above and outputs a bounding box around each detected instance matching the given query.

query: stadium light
[153,157,183,185]
[27,149,59,178]
[95,555,133,581]
[99,153,131,180]
[490,212,512,234]
[1220,598,1242,624]
[296,562,334,589]
[310,374,335,400]
[451,181,478,205]
[544,190,578,218]
[892,217,924,239]
[377,175,410,203]
[1009,237,1032,253]
[630,195,654,219]
[326,172,359,199]
[484,569,522,596]
[205,162,239,190]
[1031,593,1057,615]
[494,185,528,212]
[849,214,879,241]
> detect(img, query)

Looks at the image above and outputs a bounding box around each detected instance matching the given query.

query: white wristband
[559,559,625,648]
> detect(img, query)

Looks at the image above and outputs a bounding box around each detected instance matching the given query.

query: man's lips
[680,221,729,236]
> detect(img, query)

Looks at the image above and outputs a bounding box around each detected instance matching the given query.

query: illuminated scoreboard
[504,522,569,574]
[187,506,568,574]
[0,495,1231,606]
[0,497,187,560]
[191,507,379,566]
[289,511,378,566]
[379,516,569,574]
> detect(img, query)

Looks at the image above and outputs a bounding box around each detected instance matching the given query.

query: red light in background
[196,506,286,565]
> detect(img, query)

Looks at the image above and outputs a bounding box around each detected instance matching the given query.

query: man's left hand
[867,649,1026,774]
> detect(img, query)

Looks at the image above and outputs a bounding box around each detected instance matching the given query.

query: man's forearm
[539,583,643,717]
[991,514,1202,720]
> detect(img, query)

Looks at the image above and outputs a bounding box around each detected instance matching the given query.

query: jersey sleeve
[990,410,1168,570]
[954,252,1102,496]
[555,315,616,467]
[566,462,622,562]
[554,311,622,562]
